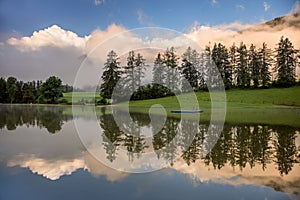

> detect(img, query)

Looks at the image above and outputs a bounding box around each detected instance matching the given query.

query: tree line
[100,36,299,101]
[0,76,73,104]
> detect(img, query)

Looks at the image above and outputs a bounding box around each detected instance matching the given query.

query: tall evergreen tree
[248,44,260,88]
[100,50,121,99]
[163,47,179,91]
[211,43,232,89]
[229,44,238,87]
[134,53,147,89]
[181,47,199,91]
[203,44,213,90]
[0,77,7,103]
[259,42,272,87]
[15,80,23,103]
[198,52,207,90]
[153,52,165,85]
[275,36,297,87]
[236,43,250,88]
[6,76,17,104]
[123,51,147,94]
[22,82,35,103]
[123,51,137,93]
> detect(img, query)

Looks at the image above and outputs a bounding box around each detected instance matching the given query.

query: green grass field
[127,86,300,107]
[61,92,101,104]
[62,86,300,127]
[126,86,300,127]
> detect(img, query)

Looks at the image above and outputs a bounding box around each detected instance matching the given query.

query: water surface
[0,105,299,200]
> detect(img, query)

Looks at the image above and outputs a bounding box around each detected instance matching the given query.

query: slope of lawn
[126,86,300,127]
[61,92,101,104]
[62,87,300,127]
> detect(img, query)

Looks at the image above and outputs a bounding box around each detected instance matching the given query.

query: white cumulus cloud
[7,25,88,52]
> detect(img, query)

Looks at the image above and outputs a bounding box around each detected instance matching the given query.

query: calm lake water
[0,105,299,200]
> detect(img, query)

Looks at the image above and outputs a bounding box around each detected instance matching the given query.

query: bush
[58,98,68,104]
[96,98,109,105]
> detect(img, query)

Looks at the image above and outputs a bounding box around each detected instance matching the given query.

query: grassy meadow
[62,86,300,127]
[61,92,101,104]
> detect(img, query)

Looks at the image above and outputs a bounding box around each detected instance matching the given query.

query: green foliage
[122,51,147,93]
[248,44,260,88]
[97,98,109,105]
[274,36,297,87]
[22,82,36,103]
[100,50,121,99]
[259,43,272,88]
[163,47,180,91]
[236,43,251,88]
[0,77,8,102]
[6,77,17,104]
[153,52,165,85]
[38,76,63,104]
[212,43,232,89]
[181,47,199,91]
[130,84,174,100]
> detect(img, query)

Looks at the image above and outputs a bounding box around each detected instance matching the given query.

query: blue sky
[0,0,297,37]
[0,0,299,85]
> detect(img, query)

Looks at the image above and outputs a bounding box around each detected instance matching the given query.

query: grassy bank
[126,86,300,127]
[60,87,300,127]
[61,92,101,104]
[128,86,300,107]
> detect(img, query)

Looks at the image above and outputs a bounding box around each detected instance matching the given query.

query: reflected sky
[0,105,299,200]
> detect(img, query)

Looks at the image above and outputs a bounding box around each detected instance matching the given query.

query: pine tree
[259,42,272,87]
[163,47,179,91]
[0,77,7,103]
[153,52,165,85]
[229,44,238,87]
[122,51,147,95]
[275,36,297,87]
[202,45,213,90]
[22,82,35,103]
[6,76,17,104]
[123,51,136,93]
[211,43,232,89]
[248,44,260,88]
[181,47,199,92]
[236,43,250,88]
[198,52,207,90]
[135,53,147,89]
[100,50,121,99]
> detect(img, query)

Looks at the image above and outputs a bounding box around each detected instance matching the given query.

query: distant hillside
[265,13,300,29]
[239,13,300,33]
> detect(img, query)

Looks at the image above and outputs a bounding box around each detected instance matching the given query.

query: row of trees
[0,76,65,104]
[100,36,299,100]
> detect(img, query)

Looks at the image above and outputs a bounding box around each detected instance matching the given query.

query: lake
[0,105,299,200]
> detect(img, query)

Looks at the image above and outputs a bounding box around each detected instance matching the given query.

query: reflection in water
[99,110,300,176]
[0,105,300,198]
[0,105,72,133]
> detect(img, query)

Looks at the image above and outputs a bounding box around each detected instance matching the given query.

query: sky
[0,0,297,37]
[0,0,299,86]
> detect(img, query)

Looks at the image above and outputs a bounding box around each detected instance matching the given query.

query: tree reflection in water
[99,110,300,175]
[0,105,299,175]
[0,105,72,133]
